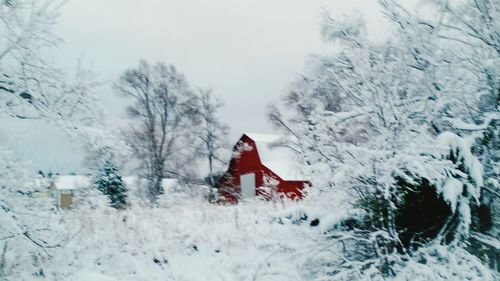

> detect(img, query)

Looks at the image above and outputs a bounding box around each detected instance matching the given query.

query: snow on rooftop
[244,133,307,181]
[54,175,91,190]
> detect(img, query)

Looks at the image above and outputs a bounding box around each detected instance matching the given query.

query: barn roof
[244,133,306,181]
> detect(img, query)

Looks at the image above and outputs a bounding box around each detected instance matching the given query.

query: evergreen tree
[94,160,128,209]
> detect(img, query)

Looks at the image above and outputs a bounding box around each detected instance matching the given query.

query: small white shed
[51,175,91,209]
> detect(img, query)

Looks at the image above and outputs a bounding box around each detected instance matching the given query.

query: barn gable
[216,133,310,203]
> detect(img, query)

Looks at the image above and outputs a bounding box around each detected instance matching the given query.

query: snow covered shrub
[342,131,486,250]
[472,119,499,235]
[0,145,70,280]
[432,132,484,241]
[271,0,499,277]
[258,174,282,201]
[389,244,498,281]
[156,182,209,208]
[325,242,498,281]
[93,160,128,209]
[394,178,452,247]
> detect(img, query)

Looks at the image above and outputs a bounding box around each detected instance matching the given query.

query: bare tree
[116,60,200,202]
[196,89,229,200]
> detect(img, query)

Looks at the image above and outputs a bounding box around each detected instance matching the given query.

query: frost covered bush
[355,131,487,247]
[323,242,497,281]
[393,178,452,247]
[0,146,69,280]
[156,182,209,208]
[270,0,499,278]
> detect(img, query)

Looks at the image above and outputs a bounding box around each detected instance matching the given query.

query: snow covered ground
[3,182,498,281]
[38,189,350,281]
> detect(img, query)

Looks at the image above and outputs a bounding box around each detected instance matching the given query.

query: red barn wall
[216,134,308,203]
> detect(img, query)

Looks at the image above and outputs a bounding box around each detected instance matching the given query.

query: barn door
[240,173,256,199]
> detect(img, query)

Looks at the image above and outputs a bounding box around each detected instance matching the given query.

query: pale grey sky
[2,0,390,173]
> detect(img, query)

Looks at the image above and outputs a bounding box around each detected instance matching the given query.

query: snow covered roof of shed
[244,133,306,181]
[53,175,91,190]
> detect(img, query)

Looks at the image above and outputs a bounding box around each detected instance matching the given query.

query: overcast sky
[2,0,390,173]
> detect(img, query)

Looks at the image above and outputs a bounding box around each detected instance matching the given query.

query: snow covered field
[1,0,498,280]
[4,185,494,281]
[37,191,349,281]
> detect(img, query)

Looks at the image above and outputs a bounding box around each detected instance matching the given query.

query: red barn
[215,133,310,203]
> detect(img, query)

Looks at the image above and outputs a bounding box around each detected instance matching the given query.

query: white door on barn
[240,173,256,199]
